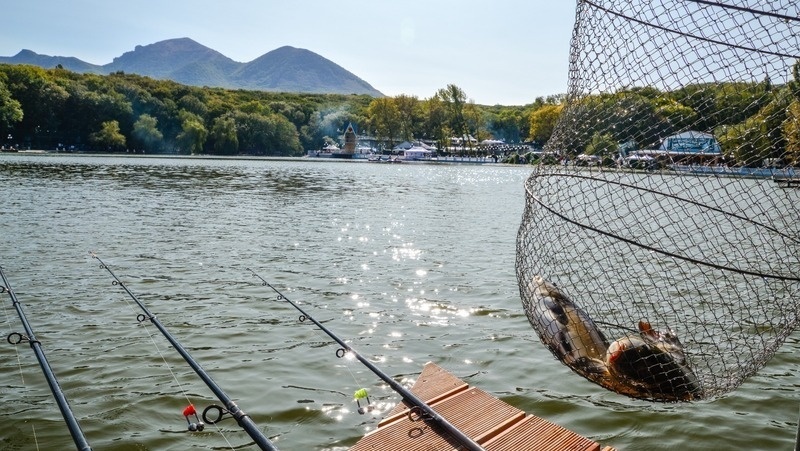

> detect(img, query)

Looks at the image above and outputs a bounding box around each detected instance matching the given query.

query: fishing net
[516,0,800,401]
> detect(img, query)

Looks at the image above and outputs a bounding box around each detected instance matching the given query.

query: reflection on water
[0,154,798,450]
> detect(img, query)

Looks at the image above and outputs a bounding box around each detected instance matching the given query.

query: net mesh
[516,0,800,401]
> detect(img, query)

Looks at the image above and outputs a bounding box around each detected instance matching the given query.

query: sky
[1,1,578,106]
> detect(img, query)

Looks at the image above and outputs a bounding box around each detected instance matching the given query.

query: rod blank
[91,253,278,451]
[247,268,486,451]
[0,267,92,451]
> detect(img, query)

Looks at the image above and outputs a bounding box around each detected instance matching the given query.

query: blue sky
[1,1,577,106]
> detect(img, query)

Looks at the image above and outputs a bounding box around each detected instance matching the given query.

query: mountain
[104,38,240,87]
[2,49,104,74]
[234,46,380,95]
[0,38,383,96]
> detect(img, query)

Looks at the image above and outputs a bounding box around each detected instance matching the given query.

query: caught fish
[524,275,610,380]
[638,320,687,365]
[606,332,703,402]
[522,276,704,401]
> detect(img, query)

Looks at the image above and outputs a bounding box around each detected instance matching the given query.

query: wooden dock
[351,362,616,451]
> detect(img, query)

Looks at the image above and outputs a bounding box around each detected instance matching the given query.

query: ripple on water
[1,155,799,450]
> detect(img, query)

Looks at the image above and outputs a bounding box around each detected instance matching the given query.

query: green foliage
[210,115,238,155]
[484,106,530,144]
[230,110,301,155]
[437,84,468,148]
[464,102,484,144]
[528,104,563,146]
[367,97,400,148]
[176,111,207,154]
[0,77,23,127]
[584,132,617,156]
[716,87,793,166]
[90,120,126,150]
[0,63,371,153]
[1,63,538,154]
[421,96,449,152]
[394,94,421,142]
[784,100,800,165]
[579,90,672,150]
[132,114,163,151]
[2,61,796,165]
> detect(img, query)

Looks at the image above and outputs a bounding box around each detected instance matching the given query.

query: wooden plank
[350,362,616,451]
[378,383,470,428]
[482,415,602,451]
[382,362,468,419]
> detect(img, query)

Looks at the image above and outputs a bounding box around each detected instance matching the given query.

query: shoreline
[0,150,508,165]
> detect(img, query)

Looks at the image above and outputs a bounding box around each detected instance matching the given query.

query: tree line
[0,64,548,155]
[1,62,798,166]
[533,63,800,167]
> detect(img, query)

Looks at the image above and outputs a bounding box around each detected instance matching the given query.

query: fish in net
[516,0,800,402]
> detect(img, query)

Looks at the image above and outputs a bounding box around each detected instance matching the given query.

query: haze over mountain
[0,37,383,96]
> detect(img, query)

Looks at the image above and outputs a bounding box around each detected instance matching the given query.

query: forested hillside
[0,64,535,155]
[1,62,798,165]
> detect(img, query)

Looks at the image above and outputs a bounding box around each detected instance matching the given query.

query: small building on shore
[658,130,721,156]
[626,130,723,166]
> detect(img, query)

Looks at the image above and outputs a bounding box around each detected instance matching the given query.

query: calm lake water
[0,154,798,451]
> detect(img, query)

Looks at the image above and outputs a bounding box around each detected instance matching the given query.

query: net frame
[517,0,800,401]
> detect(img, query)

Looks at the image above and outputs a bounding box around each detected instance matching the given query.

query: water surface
[0,154,798,450]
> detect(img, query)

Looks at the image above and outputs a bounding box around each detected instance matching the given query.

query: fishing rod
[90,253,278,451]
[0,266,92,451]
[246,268,486,451]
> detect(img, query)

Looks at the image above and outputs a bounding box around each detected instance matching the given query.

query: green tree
[784,100,800,166]
[90,120,126,150]
[0,78,23,128]
[717,121,765,165]
[421,95,448,151]
[717,88,792,166]
[132,114,163,151]
[394,94,421,142]
[367,97,400,150]
[3,65,69,148]
[464,102,485,148]
[528,104,563,146]
[783,62,800,165]
[485,107,527,143]
[584,131,617,157]
[437,84,468,152]
[178,94,209,119]
[270,114,303,155]
[210,115,238,154]
[230,111,301,156]
[655,100,698,132]
[570,90,672,152]
[176,111,207,154]
[269,101,307,128]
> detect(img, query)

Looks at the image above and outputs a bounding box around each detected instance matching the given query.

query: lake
[0,154,798,450]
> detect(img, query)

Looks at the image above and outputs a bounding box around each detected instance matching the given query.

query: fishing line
[110,281,229,441]
[0,270,39,450]
[0,271,27,386]
[246,268,486,451]
[0,266,92,451]
[90,253,279,451]
[298,309,369,409]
